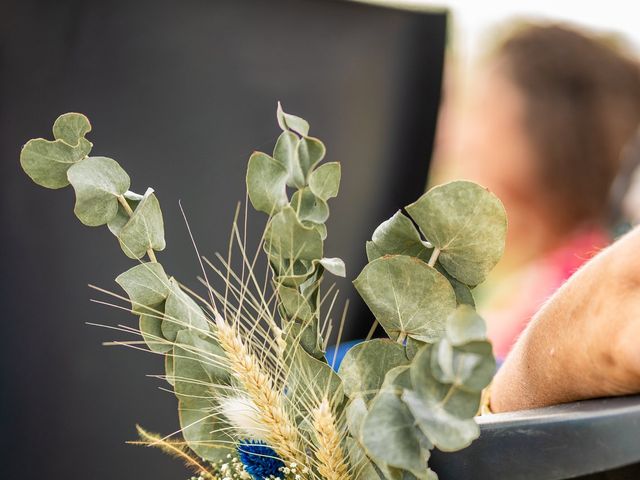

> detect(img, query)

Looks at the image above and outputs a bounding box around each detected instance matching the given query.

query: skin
[491,225,640,412]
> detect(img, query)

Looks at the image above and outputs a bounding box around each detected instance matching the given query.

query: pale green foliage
[114,188,166,259]
[67,156,130,226]
[354,256,456,342]
[174,330,232,462]
[338,339,408,401]
[309,162,341,200]
[20,107,506,479]
[115,262,170,314]
[350,180,506,479]
[20,112,93,189]
[246,151,289,214]
[248,105,345,361]
[406,181,507,286]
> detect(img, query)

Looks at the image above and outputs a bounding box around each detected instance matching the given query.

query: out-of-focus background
[1,0,639,479]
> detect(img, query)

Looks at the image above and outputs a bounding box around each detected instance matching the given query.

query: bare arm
[491,226,640,412]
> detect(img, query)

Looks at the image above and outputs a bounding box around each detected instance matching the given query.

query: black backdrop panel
[0,1,446,478]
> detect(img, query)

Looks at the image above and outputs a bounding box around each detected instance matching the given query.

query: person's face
[438,62,539,208]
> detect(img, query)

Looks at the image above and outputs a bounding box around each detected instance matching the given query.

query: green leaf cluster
[248,102,344,359]
[344,181,506,479]
[20,108,507,478]
[19,113,229,463]
[19,113,166,259]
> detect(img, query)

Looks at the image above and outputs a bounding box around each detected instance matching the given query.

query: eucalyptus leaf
[309,162,341,200]
[277,102,310,136]
[406,181,507,286]
[381,365,413,391]
[246,151,289,215]
[107,190,143,236]
[402,389,479,452]
[67,156,130,226]
[410,344,487,419]
[162,279,210,342]
[290,187,329,224]
[278,284,313,321]
[52,112,93,156]
[173,329,229,399]
[435,264,475,307]
[307,221,327,240]
[370,211,431,259]
[165,347,175,386]
[273,131,304,188]
[20,138,88,189]
[116,188,166,259]
[115,262,170,315]
[264,206,323,262]
[318,257,346,277]
[365,241,383,262]
[179,397,232,463]
[140,313,172,354]
[445,306,486,346]
[345,395,369,438]
[297,136,326,180]
[287,347,344,407]
[353,255,456,342]
[344,436,384,480]
[338,339,408,401]
[284,320,324,359]
[361,391,430,477]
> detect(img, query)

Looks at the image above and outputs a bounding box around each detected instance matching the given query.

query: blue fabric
[326,339,362,371]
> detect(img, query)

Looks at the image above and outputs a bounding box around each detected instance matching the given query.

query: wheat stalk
[311,398,350,480]
[214,314,306,467]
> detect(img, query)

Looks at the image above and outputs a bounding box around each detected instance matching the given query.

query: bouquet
[19,105,506,480]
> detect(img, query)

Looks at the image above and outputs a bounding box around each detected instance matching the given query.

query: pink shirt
[485,228,610,360]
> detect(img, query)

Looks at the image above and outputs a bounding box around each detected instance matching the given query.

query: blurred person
[432,22,640,360]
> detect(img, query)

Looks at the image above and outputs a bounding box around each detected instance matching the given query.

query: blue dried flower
[237,440,284,479]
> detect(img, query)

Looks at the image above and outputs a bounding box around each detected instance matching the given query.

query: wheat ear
[311,398,350,480]
[215,315,305,466]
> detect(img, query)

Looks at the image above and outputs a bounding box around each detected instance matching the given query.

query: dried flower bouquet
[19,105,506,480]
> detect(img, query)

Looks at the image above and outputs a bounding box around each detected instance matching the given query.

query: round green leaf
[67,156,130,226]
[162,279,210,342]
[410,344,484,419]
[116,188,166,259]
[20,138,88,189]
[115,262,170,314]
[264,206,323,262]
[361,391,431,476]
[291,187,329,224]
[173,329,229,397]
[246,151,289,214]
[338,339,408,401]
[179,397,232,463]
[277,284,313,321]
[140,313,172,354]
[370,211,431,258]
[107,190,143,236]
[402,389,479,452]
[353,255,456,342]
[287,347,344,407]
[318,257,346,277]
[445,305,486,346]
[309,162,341,200]
[273,131,304,188]
[297,136,326,179]
[406,180,507,286]
[52,112,92,156]
[277,101,310,136]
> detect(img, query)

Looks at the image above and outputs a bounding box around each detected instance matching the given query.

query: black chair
[431,395,640,479]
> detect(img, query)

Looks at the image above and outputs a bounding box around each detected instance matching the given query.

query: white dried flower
[219,394,266,441]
